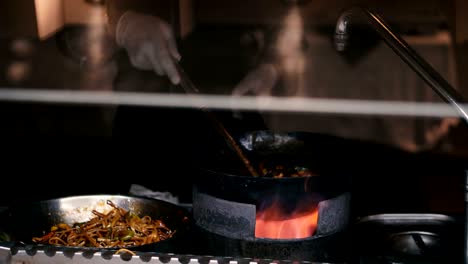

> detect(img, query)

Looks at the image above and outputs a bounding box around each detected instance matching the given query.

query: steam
[274,5,306,96]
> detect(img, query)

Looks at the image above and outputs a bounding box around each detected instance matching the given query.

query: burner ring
[388,231,441,257]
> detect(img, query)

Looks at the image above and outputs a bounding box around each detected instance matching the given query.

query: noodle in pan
[32,200,175,248]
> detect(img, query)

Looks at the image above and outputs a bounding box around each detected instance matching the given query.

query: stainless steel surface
[356,213,456,226]
[388,231,440,256]
[354,213,462,263]
[334,6,468,125]
[0,247,339,264]
[0,195,190,251]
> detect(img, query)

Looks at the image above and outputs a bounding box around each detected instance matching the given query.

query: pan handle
[173,60,261,177]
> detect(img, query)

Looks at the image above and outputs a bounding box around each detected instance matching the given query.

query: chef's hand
[232,63,279,96]
[116,11,181,85]
[231,63,279,121]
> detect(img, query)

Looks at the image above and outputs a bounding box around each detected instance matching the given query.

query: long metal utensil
[173,61,260,177]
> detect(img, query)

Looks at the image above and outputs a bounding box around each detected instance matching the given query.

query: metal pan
[0,194,191,252]
[351,213,464,263]
[195,131,356,208]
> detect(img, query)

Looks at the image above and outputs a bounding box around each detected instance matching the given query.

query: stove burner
[353,214,464,264]
[388,231,441,257]
[191,187,351,262]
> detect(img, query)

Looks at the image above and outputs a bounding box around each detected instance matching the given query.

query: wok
[192,131,355,261]
[195,130,368,209]
[194,131,356,235]
[0,194,191,252]
[200,130,467,216]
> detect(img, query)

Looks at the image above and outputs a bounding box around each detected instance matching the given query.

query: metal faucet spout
[334,6,468,125]
[334,9,354,52]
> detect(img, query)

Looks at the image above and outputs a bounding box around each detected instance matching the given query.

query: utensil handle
[173,61,260,177]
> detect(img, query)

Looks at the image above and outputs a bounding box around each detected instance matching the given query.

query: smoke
[274,6,307,97]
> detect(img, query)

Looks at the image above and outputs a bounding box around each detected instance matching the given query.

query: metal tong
[172,60,260,177]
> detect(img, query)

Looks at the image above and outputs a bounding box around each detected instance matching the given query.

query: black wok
[0,195,191,252]
[192,131,355,261]
[194,130,360,216]
[195,130,467,217]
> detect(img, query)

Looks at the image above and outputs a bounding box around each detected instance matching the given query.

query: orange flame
[255,202,319,239]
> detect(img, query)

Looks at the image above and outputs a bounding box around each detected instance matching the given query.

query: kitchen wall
[63,0,107,25]
[0,0,105,40]
[0,0,38,38]
[259,30,458,152]
[34,0,65,39]
[194,0,445,28]
[0,0,464,144]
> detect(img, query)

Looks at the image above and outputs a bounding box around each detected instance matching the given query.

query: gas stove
[0,205,463,264]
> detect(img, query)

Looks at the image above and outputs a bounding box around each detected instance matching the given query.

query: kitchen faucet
[335,8,468,264]
[334,6,468,125]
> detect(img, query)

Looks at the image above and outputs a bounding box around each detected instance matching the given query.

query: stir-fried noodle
[32,200,175,248]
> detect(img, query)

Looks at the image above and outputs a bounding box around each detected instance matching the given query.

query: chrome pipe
[334,6,468,125]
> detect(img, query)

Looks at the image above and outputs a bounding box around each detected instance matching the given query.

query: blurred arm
[106,0,174,39]
[106,0,181,84]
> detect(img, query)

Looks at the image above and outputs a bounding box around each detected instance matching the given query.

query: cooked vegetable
[259,161,316,178]
[32,200,175,248]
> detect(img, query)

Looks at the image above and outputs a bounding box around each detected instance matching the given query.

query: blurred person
[103,0,467,210]
[106,0,182,85]
[106,0,463,154]
[0,0,465,211]
[229,3,462,154]
[106,0,265,201]
[104,0,465,163]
